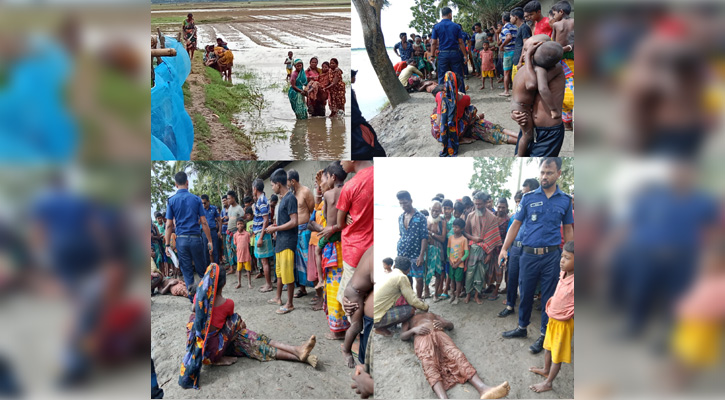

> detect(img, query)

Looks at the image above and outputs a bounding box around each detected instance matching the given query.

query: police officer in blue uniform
[429,7,468,93]
[498,158,573,353]
[201,194,222,265]
[164,171,213,301]
[498,178,540,318]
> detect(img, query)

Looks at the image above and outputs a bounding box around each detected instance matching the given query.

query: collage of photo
[150,1,575,399]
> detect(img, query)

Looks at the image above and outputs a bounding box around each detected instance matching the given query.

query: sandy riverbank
[373,281,575,399]
[368,75,574,157]
[152,279,358,399]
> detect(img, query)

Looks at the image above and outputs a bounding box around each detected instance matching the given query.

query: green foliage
[468,158,517,201]
[180,161,275,205]
[558,157,574,195]
[151,161,180,214]
[409,0,439,35]
[439,0,523,27]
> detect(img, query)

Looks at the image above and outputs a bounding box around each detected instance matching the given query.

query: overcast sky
[352,0,432,49]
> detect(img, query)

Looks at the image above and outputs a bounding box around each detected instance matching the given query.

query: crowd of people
[392,1,574,157]
[374,157,574,398]
[151,161,375,391]
[285,51,348,120]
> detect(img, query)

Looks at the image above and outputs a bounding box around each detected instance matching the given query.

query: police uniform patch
[530,201,543,207]
[532,214,538,221]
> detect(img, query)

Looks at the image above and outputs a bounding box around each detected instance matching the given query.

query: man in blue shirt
[220,194,228,265]
[201,194,221,265]
[498,158,573,354]
[498,178,539,318]
[165,171,213,300]
[393,33,413,62]
[429,7,468,93]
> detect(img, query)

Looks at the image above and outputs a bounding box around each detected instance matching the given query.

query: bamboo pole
[152,48,177,57]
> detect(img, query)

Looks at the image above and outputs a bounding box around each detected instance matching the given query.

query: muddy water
[196,15,351,160]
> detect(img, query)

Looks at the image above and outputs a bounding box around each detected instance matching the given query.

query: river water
[351,47,402,120]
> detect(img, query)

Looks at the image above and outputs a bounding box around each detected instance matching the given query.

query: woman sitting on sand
[214,46,234,82]
[305,57,327,117]
[325,58,346,117]
[182,13,197,59]
[288,59,309,120]
[179,264,319,389]
[430,72,518,156]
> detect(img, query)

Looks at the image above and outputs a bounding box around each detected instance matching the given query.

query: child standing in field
[447,218,469,305]
[285,51,294,81]
[480,41,496,90]
[529,241,574,393]
[235,219,252,289]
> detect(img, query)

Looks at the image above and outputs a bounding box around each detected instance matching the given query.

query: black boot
[498,307,515,318]
[502,326,527,338]
[529,334,545,354]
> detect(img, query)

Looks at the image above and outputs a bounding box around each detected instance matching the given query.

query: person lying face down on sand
[511,37,565,156]
[400,311,511,399]
[178,264,318,389]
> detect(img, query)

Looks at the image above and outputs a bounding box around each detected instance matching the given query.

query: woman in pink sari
[305,57,327,117]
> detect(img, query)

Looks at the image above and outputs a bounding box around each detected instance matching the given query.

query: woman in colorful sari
[305,57,327,117]
[325,58,346,117]
[182,13,197,60]
[179,264,319,389]
[430,73,518,156]
[214,46,234,82]
[289,59,308,120]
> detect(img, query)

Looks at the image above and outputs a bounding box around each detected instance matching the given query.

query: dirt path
[373,280,575,399]
[152,278,358,399]
[369,75,574,157]
[186,58,256,160]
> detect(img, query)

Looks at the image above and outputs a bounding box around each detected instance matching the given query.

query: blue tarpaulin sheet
[151,37,193,160]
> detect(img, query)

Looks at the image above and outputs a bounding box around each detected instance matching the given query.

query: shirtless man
[511,39,565,156]
[288,169,315,297]
[551,0,574,130]
[345,246,375,397]
[512,36,567,157]
[400,311,511,399]
[341,244,373,368]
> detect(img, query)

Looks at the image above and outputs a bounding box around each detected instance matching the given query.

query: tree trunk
[353,0,410,107]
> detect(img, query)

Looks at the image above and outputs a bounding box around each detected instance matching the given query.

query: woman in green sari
[288,59,308,120]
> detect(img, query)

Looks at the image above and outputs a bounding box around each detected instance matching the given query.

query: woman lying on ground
[431,72,518,156]
[179,264,319,389]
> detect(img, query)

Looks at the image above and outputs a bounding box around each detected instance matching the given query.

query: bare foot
[248,283,253,289]
[479,86,485,90]
[267,298,282,305]
[235,283,242,289]
[475,295,483,305]
[343,351,355,368]
[312,300,324,311]
[374,328,393,337]
[298,335,316,362]
[212,356,238,366]
[449,296,456,304]
[306,354,318,368]
[314,281,325,290]
[451,297,459,305]
[325,331,345,340]
[529,366,549,378]
[460,137,476,144]
[481,381,510,399]
[530,381,552,393]
[433,296,443,303]
[254,272,264,279]
[463,294,471,304]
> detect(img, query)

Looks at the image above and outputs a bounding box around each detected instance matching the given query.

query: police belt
[513,241,523,248]
[177,234,201,238]
[438,49,461,53]
[522,245,559,255]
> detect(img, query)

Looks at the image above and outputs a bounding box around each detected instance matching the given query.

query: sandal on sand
[276,306,294,314]
[488,294,500,301]
[259,286,273,293]
[294,290,308,298]
[267,298,281,305]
